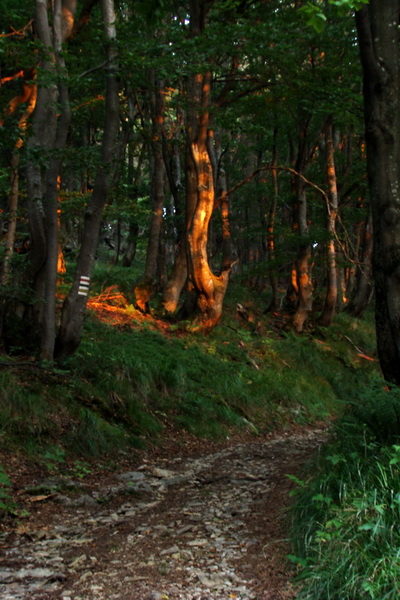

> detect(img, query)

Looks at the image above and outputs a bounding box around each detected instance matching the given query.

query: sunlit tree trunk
[56,0,119,360]
[186,78,232,329]
[162,154,187,314]
[319,117,339,327]
[162,242,187,314]
[162,94,187,315]
[178,2,233,329]
[356,2,400,383]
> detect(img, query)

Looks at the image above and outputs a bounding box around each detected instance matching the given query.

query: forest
[1,1,400,599]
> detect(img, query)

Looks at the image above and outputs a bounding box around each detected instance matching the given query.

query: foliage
[290,378,400,600]
[301,0,369,32]
[0,464,16,516]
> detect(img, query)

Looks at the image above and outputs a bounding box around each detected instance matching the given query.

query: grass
[0,276,381,521]
[290,380,400,599]
[1,292,378,457]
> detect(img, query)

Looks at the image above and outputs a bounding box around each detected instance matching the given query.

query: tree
[318,116,339,327]
[355,1,400,384]
[55,0,120,359]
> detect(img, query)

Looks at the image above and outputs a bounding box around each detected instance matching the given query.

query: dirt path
[0,427,327,600]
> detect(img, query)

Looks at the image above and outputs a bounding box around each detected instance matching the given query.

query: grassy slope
[0,274,378,462]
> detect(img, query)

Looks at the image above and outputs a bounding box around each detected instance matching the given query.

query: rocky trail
[0,427,327,600]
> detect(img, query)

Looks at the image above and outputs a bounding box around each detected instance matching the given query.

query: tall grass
[290,381,400,600]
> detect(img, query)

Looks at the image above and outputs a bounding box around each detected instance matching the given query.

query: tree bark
[267,127,279,311]
[356,2,400,383]
[178,2,233,329]
[292,182,313,332]
[162,108,187,315]
[55,0,119,360]
[347,211,373,317]
[26,1,59,332]
[40,0,73,360]
[186,89,231,329]
[122,142,144,268]
[135,75,166,311]
[1,154,20,286]
[319,117,339,327]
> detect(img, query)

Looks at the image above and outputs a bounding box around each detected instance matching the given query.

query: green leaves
[300,0,370,32]
[299,3,328,33]
[329,0,369,9]
[0,464,17,517]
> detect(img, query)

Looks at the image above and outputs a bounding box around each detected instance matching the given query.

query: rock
[159,545,180,556]
[14,567,55,580]
[145,592,164,600]
[68,554,88,568]
[116,471,146,482]
[176,524,193,535]
[196,571,225,588]
[56,493,97,507]
[25,478,83,494]
[187,538,209,547]
[0,570,14,583]
[151,467,176,478]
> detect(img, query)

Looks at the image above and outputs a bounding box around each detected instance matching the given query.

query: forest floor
[0,424,328,600]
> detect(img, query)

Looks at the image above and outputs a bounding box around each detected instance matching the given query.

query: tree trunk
[55,0,119,360]
[177,2,233,329]
[122,222,139,267]
[162,113,187,315]
[347,211,373,317]
[22,0,75,360]
[356,2,400,383]
[267,127,279,311]
[186,102,231,329]
[41,0,73,360]
[292,182,313,332]
[210,129,233,274]
[122,143,144,268]
[1,153,20,286]
[136,76,166,311]
[162,241,187,314]
[140,140,165,281]
[319,117,339,327]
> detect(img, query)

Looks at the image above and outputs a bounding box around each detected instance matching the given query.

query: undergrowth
[0,284,379,520]
[290,379,400,600]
